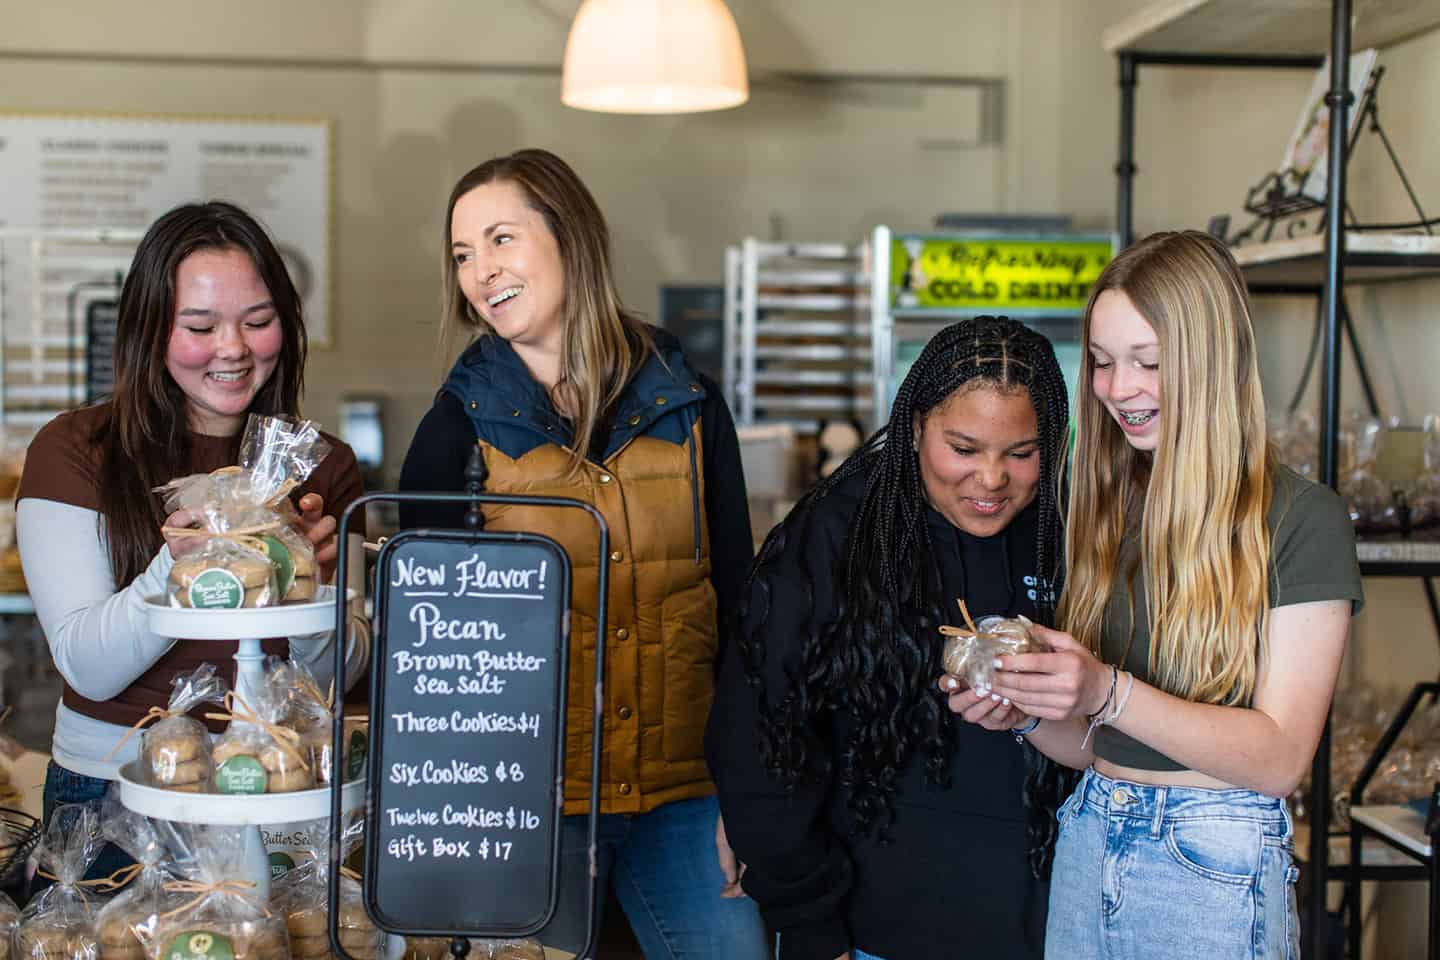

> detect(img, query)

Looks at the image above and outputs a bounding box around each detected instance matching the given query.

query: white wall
[0,0,1044,471]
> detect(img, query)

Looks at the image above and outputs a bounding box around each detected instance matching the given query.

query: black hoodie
[705,467,1052,960]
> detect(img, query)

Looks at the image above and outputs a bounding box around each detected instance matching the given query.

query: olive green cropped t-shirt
[1092,463,1365,772]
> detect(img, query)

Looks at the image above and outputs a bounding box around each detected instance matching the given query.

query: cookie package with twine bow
[206,686,316,796]
[263,656,367,787]
[16,803,104,960]
[158,415,333,610]
[93,792,187,957]
[107,663,230,792]
[150,821,290,960]
[0,875,18,960]
[939,599,1048,694]
[273,816,389,960]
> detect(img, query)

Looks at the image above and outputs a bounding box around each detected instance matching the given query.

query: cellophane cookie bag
[150,823,288,960]
[0,887,19,960]
[17,803,104,960]
[136,664,229,792]
[94,795,183,960]
[272,817,386,960]
[159,415,332,609]
[208,686,316,796]
[939,601,1048,692]
[264,658,365,787]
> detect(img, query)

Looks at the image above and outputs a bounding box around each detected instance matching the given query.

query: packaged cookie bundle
[488,940,546,960]
[273,817,385,960]
[94,798,181,960]
[939,600,1047,693]
[16,803,103,960]
[132,665,229,792]
[208,690,315,795]
[264,659,365,786]
[0,889,19,960]
[150,823,289,960]
[160,415,332,609]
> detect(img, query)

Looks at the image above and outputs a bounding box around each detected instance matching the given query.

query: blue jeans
[29,762,136,901]
[1045,768,1300,960]
[537,795,767,959]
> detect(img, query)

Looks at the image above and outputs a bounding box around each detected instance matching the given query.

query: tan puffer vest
[477,422,718,815]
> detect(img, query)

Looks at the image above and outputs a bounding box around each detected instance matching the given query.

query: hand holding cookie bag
[159,415,332,610]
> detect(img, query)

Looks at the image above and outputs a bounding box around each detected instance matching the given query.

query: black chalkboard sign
[365,530,570,935]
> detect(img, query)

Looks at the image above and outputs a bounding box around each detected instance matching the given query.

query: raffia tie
[33,862,143,904]
[161,523,283,558]
[205,692,312,772]
[104,705,180,761]
[294,675,336,720]
[339,865,363,883]
[938,598,983,639]
[160,879,270,920]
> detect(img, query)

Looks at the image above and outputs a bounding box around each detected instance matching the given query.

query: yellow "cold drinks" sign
[891,236,1113,312]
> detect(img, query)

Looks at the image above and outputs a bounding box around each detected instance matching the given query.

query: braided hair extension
[738,316,1077,877]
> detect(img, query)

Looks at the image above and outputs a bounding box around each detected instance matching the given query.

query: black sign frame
[368,528,569,934]
[329,492,609,960]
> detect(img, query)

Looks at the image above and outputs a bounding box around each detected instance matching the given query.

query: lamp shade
[562,0,749,114]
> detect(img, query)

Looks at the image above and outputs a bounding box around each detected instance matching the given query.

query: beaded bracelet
[1079,665,1119,750]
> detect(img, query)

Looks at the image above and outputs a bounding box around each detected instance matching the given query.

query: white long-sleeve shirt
[18,497,365,780]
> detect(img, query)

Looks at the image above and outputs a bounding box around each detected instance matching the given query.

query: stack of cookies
[15,926,98,960]
[212,736,315,795]
[97,915,148,960]
[150,921,289,960]
[169,552,276,609]
[286,900,384,960]
[142,724,212,793]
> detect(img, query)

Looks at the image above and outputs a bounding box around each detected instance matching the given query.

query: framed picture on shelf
[1278,48,1379,203]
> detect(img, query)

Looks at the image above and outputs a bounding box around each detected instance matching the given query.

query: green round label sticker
[347,728,368,781]
[215,756,268,795]
[187,568,244,609]
[258,535,294,598]
[162,931,235,960]
[269,851,296,880]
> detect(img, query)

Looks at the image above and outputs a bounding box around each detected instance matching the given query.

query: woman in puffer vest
[398,149,765,959]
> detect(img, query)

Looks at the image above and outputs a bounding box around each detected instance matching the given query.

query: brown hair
[96,201,306,586]
[440,149,652,472]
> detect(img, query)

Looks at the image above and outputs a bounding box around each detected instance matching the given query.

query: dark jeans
[28,762,136,904]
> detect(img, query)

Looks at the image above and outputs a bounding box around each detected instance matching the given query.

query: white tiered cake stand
[116,586,363,900]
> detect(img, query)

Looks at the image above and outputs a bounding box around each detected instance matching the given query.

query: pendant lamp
[562,0,749,114]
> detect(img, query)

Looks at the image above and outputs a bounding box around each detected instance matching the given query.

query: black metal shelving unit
[1107,0,1440,953]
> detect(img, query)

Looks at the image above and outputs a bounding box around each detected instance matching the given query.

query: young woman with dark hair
[16,201,367,834]
[706,316,1076,960]
[398,149,765,958]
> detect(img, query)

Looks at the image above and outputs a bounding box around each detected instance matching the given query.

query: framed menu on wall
[0,112,333,344]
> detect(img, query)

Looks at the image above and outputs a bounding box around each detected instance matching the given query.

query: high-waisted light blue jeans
[1045,767,1300,959]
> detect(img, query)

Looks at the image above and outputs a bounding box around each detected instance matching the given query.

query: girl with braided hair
[974,231,1363,958]
[706,316,1076,960]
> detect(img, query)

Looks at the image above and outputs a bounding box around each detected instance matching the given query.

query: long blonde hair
[440,149,653,473]
[1059,231,1274,705]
